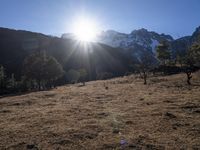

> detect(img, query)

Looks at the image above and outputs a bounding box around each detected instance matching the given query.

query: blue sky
[0,0,200,38]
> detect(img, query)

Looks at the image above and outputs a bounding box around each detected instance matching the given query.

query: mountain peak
[193,26,200,35]
[97,28,174,53]
[131,28,148,34]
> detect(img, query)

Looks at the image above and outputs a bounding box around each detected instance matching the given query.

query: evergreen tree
[0,65,6,91]
[7,74,16,89]
[156,41,171,65]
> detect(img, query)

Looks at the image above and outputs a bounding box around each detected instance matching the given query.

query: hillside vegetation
[0,72,200,149]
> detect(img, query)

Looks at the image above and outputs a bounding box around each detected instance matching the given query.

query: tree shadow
[0,88,55,99]
[0,91,34,99]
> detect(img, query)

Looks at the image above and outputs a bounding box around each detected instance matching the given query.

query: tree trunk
[186,72,192,85]
[139,72,143,78]
[143,71,147,85]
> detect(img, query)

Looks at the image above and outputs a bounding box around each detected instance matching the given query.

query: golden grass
[0,72,200,149]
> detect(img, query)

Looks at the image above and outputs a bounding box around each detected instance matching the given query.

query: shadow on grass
[0,88,55,99]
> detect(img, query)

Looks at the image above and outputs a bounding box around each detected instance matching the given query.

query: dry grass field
[0,72,200,150]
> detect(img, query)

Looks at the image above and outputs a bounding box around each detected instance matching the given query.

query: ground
[0,73,200,150]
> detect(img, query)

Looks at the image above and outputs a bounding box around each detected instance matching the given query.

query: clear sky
[0,0,200,38]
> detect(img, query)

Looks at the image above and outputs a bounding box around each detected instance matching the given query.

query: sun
[72,18,98,42]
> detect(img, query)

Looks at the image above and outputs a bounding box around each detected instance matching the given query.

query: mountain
[62,27,200,61]
[62,29,174,64]
[171,26,200,57]
[62,28,173,55]
[191,26,200,42]
[96,28,173,54]
[0,27,129,80]
[61,33,76,39]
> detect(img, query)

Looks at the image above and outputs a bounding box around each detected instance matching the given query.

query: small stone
[120,139,128,145]
[164,112,176,119]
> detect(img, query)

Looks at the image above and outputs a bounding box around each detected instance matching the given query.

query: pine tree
[7,74,17,92]
[156,41,171,65]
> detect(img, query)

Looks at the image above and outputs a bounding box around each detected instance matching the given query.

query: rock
[164,112,176,119]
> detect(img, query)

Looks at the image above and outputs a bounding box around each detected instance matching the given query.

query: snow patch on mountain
[96,29,173,54]
[151,39,159,53]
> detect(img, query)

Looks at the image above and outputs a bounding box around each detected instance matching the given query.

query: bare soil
[0,73,200,150]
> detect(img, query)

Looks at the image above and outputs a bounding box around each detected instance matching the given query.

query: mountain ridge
[0,27,129,80]
[62,26,200,59]
[0,26,200,80]
[62,28,174,53]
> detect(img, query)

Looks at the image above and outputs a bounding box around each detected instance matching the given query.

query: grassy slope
[0,73,200,150]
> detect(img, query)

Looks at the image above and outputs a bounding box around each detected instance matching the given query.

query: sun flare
[72,18,98,42]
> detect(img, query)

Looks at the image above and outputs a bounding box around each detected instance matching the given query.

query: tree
[182,42,200,85]
[78,69,88,85]
[189,43,200,66]
[66,69,80,84]
[23,51,64,90]
[18,76,31,92]
[135,52,156,85]
[0,65,6,91]
[176,54,185,67]
[45,56,64,88]
[7,73,17,91]
[156,41,171,66]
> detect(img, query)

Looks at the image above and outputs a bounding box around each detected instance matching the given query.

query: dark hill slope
[0,28,129,80]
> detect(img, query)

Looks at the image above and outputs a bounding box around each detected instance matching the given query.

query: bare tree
[136,52,156,84]
[182,41,200,85]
